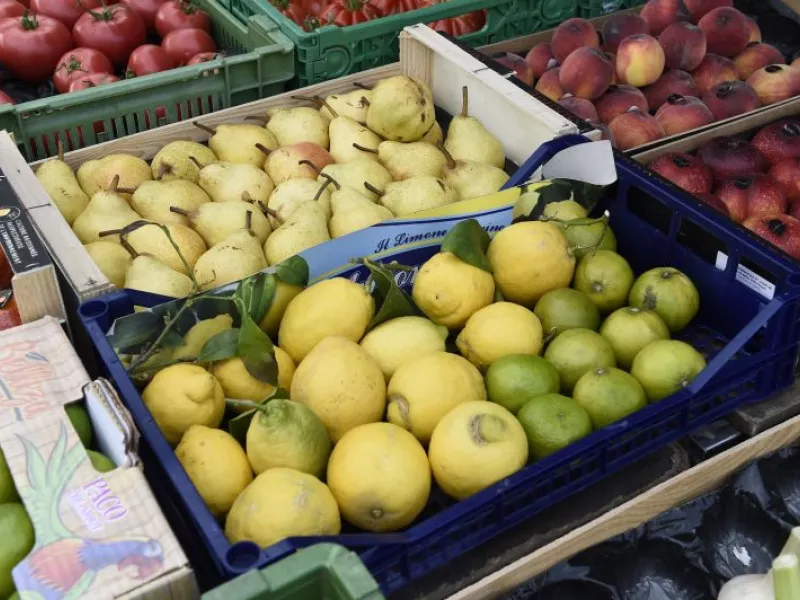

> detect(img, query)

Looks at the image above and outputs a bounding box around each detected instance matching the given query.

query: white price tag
[716,252,776,300]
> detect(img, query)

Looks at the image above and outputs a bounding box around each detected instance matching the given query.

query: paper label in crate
[0,167,50,275]
[715,251,776,300]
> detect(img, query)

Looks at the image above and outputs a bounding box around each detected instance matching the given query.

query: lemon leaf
[108,311,161,353]
[362,259,419,331]
[238,315,278,385]
[227,388,290,444]
[440,219,492,272]
[234,272,276,325]
[197,328,240,362]
[275,256,310,287]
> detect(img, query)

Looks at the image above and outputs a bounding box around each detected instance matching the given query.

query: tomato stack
[0,0,220,102]
[271,0,486,35]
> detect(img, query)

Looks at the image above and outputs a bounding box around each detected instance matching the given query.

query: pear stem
[363,181,383,197]
[57,139,65,162]
[352,143,378,154]
[460,86,469,118]
[263,206,282,222]
[312,95,338,118]
[352,82,372,90]
[291,94,323,108]
[119,237,139,259]
[187,155,203,169]
[255,143,272,157]
[116,186,138,195]
[169,206,190,217]
[319,173,340,190]
[107,174,121,192]
[193,121,216,136]
[156,162,172,180]
[437,142,456,169]
[298,159,320,174]
[245,209,253,233]
[242,191,253,203]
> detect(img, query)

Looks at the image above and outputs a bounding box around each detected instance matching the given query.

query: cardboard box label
[0,168,50,275]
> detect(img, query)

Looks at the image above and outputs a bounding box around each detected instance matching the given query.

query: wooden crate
[8,25,578,304]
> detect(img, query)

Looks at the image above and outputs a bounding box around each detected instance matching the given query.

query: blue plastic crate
[78,135,800,595]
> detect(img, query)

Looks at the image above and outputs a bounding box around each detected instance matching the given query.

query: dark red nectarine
[684,0,733,23]
[640,0,690,36]
[650,152,714,194]
[691,53,739,94]
[551,18,599,64]
[751,120,800,164]
[659,21,707,71]
[716,174,787,222]
[698,7,751,58]
[697,136,769,179]
[743,214,800,259]
[602,13,650,54]
[769,158,800,202]
[643,69,700,109]
[701,81,761,120]
[594,84,649,125]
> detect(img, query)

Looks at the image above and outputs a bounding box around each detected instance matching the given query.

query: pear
[76,159,101,196]
[264,201,330,265]
[323,99,383,163]
[126,223,207,274]
[84,241,131,288]
[266,178,332,228]
[365,76,435,142]
[171,201,272,247]
[422,121,443,146]
[194,228,268,292]
[320,88,372,123]
[195,122,278,167]
[195,160,274,204]
[258,142,334,185]
[440,144,510,200]
[266,106,329,149]
[35,142,89,225]
[131,180,211,226]
[72,179,143,244]
[319,160,392,202]
[125,253,194,299]
[445,87,505,168]
[327,177,394,238]
[375,141,446,180]
[151,140,217,182]
[374,176,458,217]
[84,154,153,199]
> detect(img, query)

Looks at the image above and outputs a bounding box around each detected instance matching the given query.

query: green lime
[517,393,592,459]
[631,340,707,402]
[558,219,617,259]
[485,355,560,414]
[543,328,616,394]
[543,199,588,221]
[87,450,115,473]
[600,307,670,369]
[534,288,601,339]
[8,591,19,600]
[573,250,634,314]
[65,403,92,448]
[573,367,647,429]
[628,267,700,333]
[0,503,34,598]
[0,450,19,504]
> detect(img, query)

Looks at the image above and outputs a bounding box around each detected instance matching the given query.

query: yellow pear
[266,106,329,149]
[377,176,459,217]
[84,241,132,288]
[126,223,207,274]
[84,154,153,199]
[440,145,510,200]
[151,140,217,182]
[194,229,268,291]
[365,76,436,142]
[319,88,372,123]
[131,180,211,226]
[266,178,332,228]
[319,160,392,201]
[444,87,505,168]
[35,144,89,225]
[76,159,101,197]
[376,141,446,180]
[125,254,194,298]
[174,201,272,247]
[72,184,142,244]
[328,181,393,238]
[327,113,383,164]
[264,201,330,265]
[196,161,274,204]
[196,122,278,167]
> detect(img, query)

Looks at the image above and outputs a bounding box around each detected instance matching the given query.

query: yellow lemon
[456,302,543,370]
[142,364,225,445]
[327,423,431,532]
[411,252,495,329]
[259,280,304,338]
[291,337,386,442]
[225,468,340,548]
[428,401,528,500]
[386,351,485,445]
[175,425,253,517]
[487,221,575,307]
[279,278,375,362]
[211,347,295,410]
[360,316,448,379]
[173,314,234,361]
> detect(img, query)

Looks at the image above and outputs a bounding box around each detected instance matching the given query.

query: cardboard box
[4,25,579,306]
[0,317,198,600]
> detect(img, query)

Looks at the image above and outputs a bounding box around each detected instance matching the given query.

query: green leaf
[275,255,310,287]
[440,219,492,272]
[514,179,608,223]
[238,314,278,385]
[235,272,276,325]
[197,328,240,362]
[45,423,67,485]
[556,178,607,215]
[227,388,290,445]
[108,311,161,353]
[362,259,420,331]
[159,330,186,349]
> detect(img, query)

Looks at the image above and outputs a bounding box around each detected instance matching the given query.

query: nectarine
[608,107,666,150]
[594,84,649,125]
[602,13,650,54]
[551,18,599,64]
[701,81,761,120]
[746,17,761,44]
[655,94,714,135]
[747,64,800,105]
[525,43,557,79]
[559,95,600,122]
[643,69,700,109]
[535,67,564,102]
[743,214,800,259]
[492,52,535,86]
[691,53,739,94]
[698,136,769,179]
[684,0,733,23]
[716,174,787,222]
[698,7,751,58]
[650,152,714,194]
[617,34,666,87]
[733,43,785,80]
[659,21,707,71]
[769,158,800,202]
[751,120,800,164]
[640,0,690,36]
[560,47,613,100]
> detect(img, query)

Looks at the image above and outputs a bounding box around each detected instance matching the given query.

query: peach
[658,21,707,72]
[733,43,785,80]
[640,0,690,36]
[559,94,600,122]
[746,17,761,43]
[770,158,800,202]
[701,81,761,120]
[602,13,650,54]
[655,94,714,135]
[608,107,666,150]
[698,7,750,58]
[691,53,738,94]
[684,0,733,22]
[551,18,599,64]
[616,34,666,87]
[643,69,699,109]
[559,47,613,100]
[535,67,564,102]
[492,52,535,86]
[747,64,800,105]
[595,84,649,124]
[525,43,557,79]
[751,120,800,164]
[605,52,619,84]
[649,152,714,194]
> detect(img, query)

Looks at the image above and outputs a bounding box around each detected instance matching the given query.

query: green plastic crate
[219,0,578,86]
[3,0,294,161]
[201,544,385,600]
[578,0,642,17]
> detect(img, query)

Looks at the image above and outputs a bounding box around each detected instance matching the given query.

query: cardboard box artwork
[0,318,197,599]
[5,25,578,305]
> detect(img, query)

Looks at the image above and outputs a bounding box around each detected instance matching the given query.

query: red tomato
[0,12,73,83]
[161,27,215,65]
[304,0,327,15]
[73,3,147,67]
[0,90,13,104]
[120,0,166,31]
[370,0,416,16]
[53,48,115,94]
[270,0,307,26]
[126,43,176,75]
[30,0,103,28]
[428,9,485,36]
[322,0,380,26]
[187,51,220,64]
[0,0,24,19]
[154,0,210,38]
[69,72,120,92]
